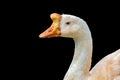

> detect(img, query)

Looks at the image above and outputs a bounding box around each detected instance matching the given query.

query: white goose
[39,13,120,80]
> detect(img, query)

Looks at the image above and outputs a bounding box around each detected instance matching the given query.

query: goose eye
[66,22,70,25]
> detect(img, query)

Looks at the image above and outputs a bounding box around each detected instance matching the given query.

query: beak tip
[39,33,48,38]
[39,34,43,38]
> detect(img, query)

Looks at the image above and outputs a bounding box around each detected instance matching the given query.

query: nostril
[48,28,53,32]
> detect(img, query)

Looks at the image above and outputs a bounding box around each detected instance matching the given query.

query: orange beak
[39,13,61,38]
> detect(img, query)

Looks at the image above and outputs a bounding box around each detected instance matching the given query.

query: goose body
[39,13,120,80]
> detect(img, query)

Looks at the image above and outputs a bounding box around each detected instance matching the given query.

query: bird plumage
[39,13,120,80]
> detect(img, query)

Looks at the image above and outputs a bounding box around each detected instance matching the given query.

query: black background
[32,1,120,79]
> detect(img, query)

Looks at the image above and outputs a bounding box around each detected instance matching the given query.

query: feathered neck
[63,23,93,80]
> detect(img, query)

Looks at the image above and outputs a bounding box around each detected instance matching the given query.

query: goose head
[39,13,89,39]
